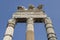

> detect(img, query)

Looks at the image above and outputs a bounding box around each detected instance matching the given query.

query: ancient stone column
[3,18,16,40]
[26,18,34,40]
[44,17,57,40]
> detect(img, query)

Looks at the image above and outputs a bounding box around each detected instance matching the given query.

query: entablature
[12,11,47,18]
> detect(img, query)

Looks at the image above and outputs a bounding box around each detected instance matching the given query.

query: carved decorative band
[7,23,15,29]
[45,23,52,25]
[7,25,15,29]
[4,34,13,38]
[8,25,15,29]
[47,33,56,36]
[48,36,57,40]
[8,23,15,25]
[46,27,54,29]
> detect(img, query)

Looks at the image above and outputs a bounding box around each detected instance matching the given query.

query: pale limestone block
[46,24,53,28]
[27,24,34,31]
[8,19,16,24]
[5,27,14,36]
[45,17,52,24]
[27,18,34,31]
[49,38,56,40]
[47,28,55,34]
[3,36,12,40]
[48,34,56,38]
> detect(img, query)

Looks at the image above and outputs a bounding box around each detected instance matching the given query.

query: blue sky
[0,0,60,40]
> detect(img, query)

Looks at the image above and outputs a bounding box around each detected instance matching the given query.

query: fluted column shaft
[3,19,16,40]
[26,18,34,40]
[44,17,57,40]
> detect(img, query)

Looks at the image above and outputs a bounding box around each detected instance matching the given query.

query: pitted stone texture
[3,19,16,40]
[27,18,34,31]
[44,17,52,24]
[5,27,14,36]
[27,24,34,31]
[49,38,57,40]
[8,19,16,24]
[3,36,12,40]
[44,17,56,40]
[45,24,53,28]
[12,11,47,18]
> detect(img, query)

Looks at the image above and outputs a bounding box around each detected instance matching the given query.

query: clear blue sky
[0,0,60,40]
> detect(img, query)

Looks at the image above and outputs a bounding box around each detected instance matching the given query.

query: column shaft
[26,18,34,40]
[44,17,57,40]
[3,19,16,40]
